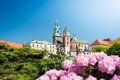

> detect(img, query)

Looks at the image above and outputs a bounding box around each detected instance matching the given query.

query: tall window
[32,45,34,47]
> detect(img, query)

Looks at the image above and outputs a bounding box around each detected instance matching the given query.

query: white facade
[64,47,70,55]
[27,40,56,54]
[77,40,90,52]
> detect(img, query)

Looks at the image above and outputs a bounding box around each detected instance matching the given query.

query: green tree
[93,46,109,53]
[107,41,120,56]
[0,43,65,80]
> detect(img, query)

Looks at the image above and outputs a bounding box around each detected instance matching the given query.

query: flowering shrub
[62,60,73,69]
[36,52,120,80]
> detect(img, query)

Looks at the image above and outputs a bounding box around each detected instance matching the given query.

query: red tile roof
[110,37,120,45]
[0,40,23,48]
[91,40,110,46]
[91,37,120,46]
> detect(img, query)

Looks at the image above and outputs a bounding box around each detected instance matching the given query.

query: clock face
[57,31,59,33]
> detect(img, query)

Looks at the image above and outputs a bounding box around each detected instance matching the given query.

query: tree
[107,41,120,56]
[93,46,109,53]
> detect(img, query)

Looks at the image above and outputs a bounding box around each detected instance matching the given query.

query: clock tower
[53,20,62,44]
[63,27,70,55]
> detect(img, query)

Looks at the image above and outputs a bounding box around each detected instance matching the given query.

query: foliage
[107,41,120,56]
[93,45,109,53]
[0,43,65,80]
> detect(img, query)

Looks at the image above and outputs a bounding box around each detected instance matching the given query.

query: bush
[0,54,8,63]
[37,52,120,80]
[107,42,120,56]
[93,45,109,53]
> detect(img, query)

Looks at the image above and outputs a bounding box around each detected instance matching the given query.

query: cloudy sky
[0,0,120,43]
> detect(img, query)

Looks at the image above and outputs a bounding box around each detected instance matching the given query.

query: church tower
[63,27,70,55]
[53,20,62,44]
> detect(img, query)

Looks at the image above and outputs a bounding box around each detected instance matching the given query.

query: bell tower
[53,20,61,36]
[53,20,62,44]
[63,27,70,55]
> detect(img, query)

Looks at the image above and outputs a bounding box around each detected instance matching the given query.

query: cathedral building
[53,20,90,56]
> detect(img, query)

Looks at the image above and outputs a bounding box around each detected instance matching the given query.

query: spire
[53,20,61,36]
[64,27,69,32]
[55,20,60,28]
[63,27,70,37]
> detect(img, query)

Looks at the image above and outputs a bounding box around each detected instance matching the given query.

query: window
[37,45,38,47]
[32,45,34,47]
[67,42,69,44]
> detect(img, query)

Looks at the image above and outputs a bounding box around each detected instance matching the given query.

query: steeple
[73,33,77,40]
[63,27,70,37]
[53,20,61,36]
[63,27,70,55]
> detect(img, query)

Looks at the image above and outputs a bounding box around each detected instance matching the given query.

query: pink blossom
[60,76,67,80]
[45,69,59,77]
[36,75,50,80]
[110,75,120,80]
[95,52,107,61]
[87,53,97,66]
[60,72,83,80]
[98,56,116,74]
[86,75,97,80]
[62,60,73,69]
[59,70,68,76]
[68,65,86,76]
[111,55,120,69]
[76,53,89,66]
[50,75,58,80]
[36,52,120,80]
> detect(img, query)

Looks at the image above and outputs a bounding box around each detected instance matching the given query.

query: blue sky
[0,0,120,43]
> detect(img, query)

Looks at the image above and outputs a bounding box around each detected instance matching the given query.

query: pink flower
[45,69,59,77]
[60,76,67,80]
[59,70,68,76]
[87,53,97,66]
[95,52,107,61]
[68,65,86,76]
[111,55,120,69]
[110,75,120,80]
[50,75,58,80]
[60,72,83,80]
[62,60,73,69]
[98,56,116,74]
[36,75,50,80]
[76,53,89,66]
[86,75,97,80]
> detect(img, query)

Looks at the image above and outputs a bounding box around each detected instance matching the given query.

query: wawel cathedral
[0,20,90,57]
[53,20,90,56]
